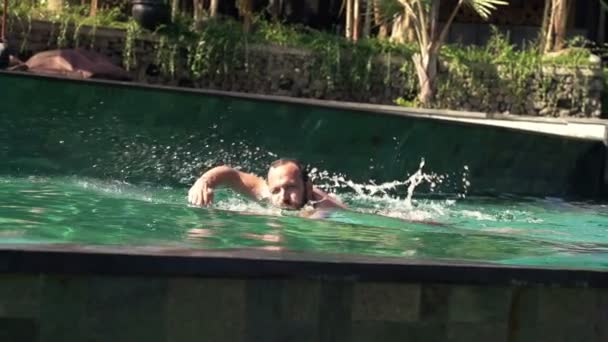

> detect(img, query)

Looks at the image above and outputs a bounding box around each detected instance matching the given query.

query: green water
[1,73,607,270]
[2,175,607,270]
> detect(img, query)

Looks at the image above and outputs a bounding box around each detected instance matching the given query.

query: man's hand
[188,177,214,206]
[187,165,267,207]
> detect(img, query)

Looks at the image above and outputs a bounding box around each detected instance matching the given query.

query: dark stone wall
[0,273,606,342]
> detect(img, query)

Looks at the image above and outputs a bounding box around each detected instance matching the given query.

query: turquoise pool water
[1,73,606,271]
[2,175,606,270]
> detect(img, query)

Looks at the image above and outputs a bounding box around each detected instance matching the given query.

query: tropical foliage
[0,0,602,110]
[375,0,508,106]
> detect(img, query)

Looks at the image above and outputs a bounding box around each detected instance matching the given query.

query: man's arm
[188,165,267,206]
[311,187,348,210]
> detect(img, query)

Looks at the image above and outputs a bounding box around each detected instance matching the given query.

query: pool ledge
[2,70,607,144]
[0,244,606,288]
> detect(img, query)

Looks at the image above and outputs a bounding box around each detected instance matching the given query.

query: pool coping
[1,70,607,144]
[0,244,606,288]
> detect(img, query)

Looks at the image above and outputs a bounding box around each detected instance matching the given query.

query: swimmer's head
[267,159,312,210]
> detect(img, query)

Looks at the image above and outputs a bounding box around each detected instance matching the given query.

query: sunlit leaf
[464,0,509,20]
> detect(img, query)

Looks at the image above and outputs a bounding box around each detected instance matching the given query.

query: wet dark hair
[269,159,309,183]
[269,159,310,209]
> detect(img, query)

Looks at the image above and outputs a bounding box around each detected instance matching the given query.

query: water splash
[403,158,433,208]
[73,121,474,222]
[309,158,461,205]
[298,158,472,222]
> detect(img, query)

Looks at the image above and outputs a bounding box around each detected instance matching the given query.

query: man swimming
[188,159,347,210]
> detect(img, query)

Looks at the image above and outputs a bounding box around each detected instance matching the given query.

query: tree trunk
[391,8,415,44]
[1,0,7,42]
[353,0,360,41]
[372,0,387,39]
[390,14,404,43]
[193,0,204,23]
[390,7,417,44]
[429,0,440,42]
[413,51,438,106]
[540,0,551,52]
[89,0,98,16]
[554,0,570,51]
[544,0,556,52]
[543,0,571,52]
[406,14,416,42]
[238,0,254,33]
[346,0,353,40]
[269,0,281,21]
[47,0,63,13]
[209,0,218,17]
[171,0,180,21]
[363,0,372,39]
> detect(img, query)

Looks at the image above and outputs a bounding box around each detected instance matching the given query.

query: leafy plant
[3,0,599,116]
[377,0,508,106]
[123,20,141,71]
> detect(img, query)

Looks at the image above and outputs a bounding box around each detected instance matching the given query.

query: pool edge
[1,70,606,143]
[0,244,605,288]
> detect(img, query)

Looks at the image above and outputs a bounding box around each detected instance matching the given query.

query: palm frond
[377,0,404,21]
[464,0,508,20]
[374,0,405,28]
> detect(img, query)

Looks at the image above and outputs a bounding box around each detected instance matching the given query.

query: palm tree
[90,0,98,16]
[237,0,254,33]
[344,0,371,41]
[209,0,219,17]
[171,0,180,21]
[379,0,507,106]
[363,0,373,38]
[345,0,353,39]
[541,0,571,53]
[373,0,389,38]
[193,0,204,23]
[353,0,360,41]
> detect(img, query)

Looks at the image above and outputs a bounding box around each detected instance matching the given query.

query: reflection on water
[1,175,607,270]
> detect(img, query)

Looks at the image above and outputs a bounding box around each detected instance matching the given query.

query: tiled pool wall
[1,274,606,342]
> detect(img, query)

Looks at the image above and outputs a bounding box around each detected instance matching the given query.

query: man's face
[267,163,306,210]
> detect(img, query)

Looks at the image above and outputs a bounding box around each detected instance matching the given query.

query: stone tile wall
[0,274,606,342]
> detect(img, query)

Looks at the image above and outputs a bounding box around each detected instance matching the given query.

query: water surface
[2,175,606,270]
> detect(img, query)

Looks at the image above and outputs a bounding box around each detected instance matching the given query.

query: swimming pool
[0,71,606,341]
[2,175,607,270]
[1,71,606,269]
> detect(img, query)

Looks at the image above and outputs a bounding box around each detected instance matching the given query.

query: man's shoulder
[255,182,271,201]
[311,188,348,210]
